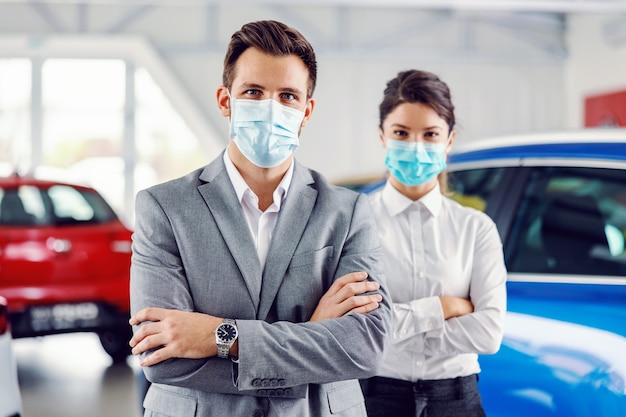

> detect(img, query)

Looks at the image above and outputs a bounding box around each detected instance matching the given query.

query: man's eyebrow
[280,87,305,96]
[239,82,264,90]
[238,83,304,96]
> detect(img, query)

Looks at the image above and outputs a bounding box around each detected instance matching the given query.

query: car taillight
[0,303,8,336]
[111,232,132,253]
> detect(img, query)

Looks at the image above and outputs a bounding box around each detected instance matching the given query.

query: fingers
[310,271,384,321]
[346,300,381,315]
[336,280,380,300]
[325,271,370,297]
[340,293,382,315]
[129,307,166,326]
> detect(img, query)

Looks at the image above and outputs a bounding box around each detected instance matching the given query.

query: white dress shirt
[223,150,293,269]
[368,180,507,381]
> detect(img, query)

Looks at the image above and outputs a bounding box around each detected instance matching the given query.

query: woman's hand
[439,296,474,319]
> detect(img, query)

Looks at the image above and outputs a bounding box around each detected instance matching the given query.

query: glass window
[0,59,31,176]
[0,185,47,226]
[48,185,116,224]
[447,167,507,212]
[2,56,209,223]
[135,67,205,184]
[506,166,626,276]
[42,59,125,167]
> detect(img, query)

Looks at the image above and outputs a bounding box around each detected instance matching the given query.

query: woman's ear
[446,130,456,153]
[379,128,387,148]
[216,86,230,118]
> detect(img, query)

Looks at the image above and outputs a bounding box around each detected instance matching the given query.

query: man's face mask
[384,139,447,186]
[229,96,305,168]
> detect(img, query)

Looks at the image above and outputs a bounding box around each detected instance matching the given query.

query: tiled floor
[14,333,143,417]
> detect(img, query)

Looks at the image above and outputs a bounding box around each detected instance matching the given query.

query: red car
[0,174,133,362]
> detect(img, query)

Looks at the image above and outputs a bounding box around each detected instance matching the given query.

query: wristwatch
[215,318,238,358]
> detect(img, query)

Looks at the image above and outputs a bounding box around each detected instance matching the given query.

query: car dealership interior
[1,1,626,417]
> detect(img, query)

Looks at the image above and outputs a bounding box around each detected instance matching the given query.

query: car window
[506,166,626,276]
[0,184,117,226]
[447,167,507,212]
[47,185,117,224]
[0,186,45,226]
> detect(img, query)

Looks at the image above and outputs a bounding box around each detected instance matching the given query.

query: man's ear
[216,86,230,118]
[299,98,315,128]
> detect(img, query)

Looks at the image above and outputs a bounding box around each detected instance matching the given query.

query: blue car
[351,129,626,417]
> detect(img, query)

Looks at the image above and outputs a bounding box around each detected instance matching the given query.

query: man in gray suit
[129,20,392,417]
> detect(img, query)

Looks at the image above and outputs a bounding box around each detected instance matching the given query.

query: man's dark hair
[223,20,317,98]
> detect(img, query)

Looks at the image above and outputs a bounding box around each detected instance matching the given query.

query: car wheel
[98,325,132,363]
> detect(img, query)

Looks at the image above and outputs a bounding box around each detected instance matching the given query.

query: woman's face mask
[384,139,447,186]
[229,96,305,168]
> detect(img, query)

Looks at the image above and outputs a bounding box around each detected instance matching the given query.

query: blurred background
[1,0,625,224]
[1,1,626,416]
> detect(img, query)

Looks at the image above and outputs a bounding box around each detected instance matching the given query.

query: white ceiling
[1,0,625,60]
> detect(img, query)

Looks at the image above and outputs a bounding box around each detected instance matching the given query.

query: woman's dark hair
[222,20,317,98]
[379,70,455,133]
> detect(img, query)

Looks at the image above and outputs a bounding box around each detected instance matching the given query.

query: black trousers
[360,375,486,417]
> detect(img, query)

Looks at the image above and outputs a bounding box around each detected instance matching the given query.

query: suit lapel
[198,157,262,308]
[257,163,317,320]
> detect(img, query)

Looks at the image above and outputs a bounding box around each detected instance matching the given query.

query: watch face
[217,323,237,343]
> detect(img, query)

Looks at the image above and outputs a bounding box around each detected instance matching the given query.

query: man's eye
[245,89,261,96]
[281,93,296,101]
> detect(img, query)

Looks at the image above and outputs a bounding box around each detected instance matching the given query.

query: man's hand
[439,296,474,320]
[129,307,223,366]
[309,272,382,322]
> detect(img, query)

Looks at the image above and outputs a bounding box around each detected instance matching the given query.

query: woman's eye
[425,131,439,138]
[393,130,408,138]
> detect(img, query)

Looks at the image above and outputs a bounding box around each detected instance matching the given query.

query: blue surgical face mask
[229,96,305,168]
[384,139,447,186]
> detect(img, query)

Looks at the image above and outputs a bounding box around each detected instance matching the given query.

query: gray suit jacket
[130,153,392,417]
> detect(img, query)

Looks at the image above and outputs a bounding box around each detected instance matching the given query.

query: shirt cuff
[408,296,445,334]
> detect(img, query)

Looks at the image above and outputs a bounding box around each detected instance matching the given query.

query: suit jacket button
[284,388,293,396]
[275,388,284,396]
[261,379,270,387]
[257,389,267,396]
[270,379,278,387]
[267,389,276,396]
[278,379,286,386]
[252,379,262,387]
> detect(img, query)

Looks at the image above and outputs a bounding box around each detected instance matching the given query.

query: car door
[449,162,626,417]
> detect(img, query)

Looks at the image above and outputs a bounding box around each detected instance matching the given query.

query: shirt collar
[381,180,443,217]
[223,148,293,209]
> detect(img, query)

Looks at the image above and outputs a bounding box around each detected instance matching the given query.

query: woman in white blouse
[360,69,507,417]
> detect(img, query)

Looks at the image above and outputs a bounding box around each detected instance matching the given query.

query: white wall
[297,58,564,182]
[565,13,626,128]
